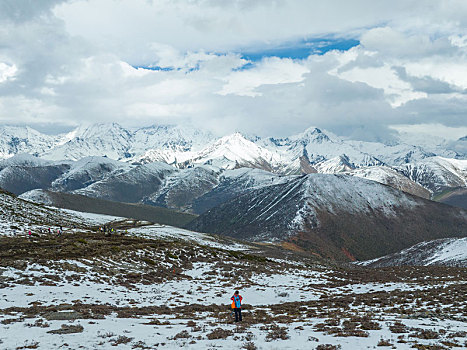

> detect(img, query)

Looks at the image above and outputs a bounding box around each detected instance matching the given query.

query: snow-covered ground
[1,220,466,349]
[127,224,249,251]
[2,314,465,350]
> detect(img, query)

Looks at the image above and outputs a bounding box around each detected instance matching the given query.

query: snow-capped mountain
[0,123,466,199]
[190,133,285,171]
[0,126,63,159]
[41,123,133,161]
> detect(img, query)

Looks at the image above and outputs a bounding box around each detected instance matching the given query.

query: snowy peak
[293,127,332,144]
[40,123,133,161]
[193,132,280,169]
[314,155,355,173]
[73,122,131,140]
[0,125,60,159]
[132,124,214,153]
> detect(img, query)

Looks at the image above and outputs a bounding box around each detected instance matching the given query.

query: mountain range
[1,123,466,200]
[1,123,466,261]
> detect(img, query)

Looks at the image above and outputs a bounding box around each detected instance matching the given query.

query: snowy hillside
[346,166,431,199]
[359,237,467,267]
[0,189,84,236]
[396,156,467,193]
[188,173,467,260]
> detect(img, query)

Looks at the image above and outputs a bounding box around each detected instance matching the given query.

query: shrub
[377,338,393,346]
[206,328,233,340]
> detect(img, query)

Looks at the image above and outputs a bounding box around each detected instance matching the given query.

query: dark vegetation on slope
[39,191,197,228]
[434,187,467,209]
[290,203,466,262]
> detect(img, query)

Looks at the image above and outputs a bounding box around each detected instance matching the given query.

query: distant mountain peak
[294,126,332,144]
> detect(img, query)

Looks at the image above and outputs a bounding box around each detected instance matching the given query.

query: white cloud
[0,62,17,82]
[360,27,456,58]
[390,123,467,140]
[218,57,309,96]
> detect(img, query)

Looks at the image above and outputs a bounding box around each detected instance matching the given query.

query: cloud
[393,66,466,94]
[0,0,466,142]
[0,0,66,23]
[0,62,17,82]
[218,57,309,96]
[360,27,456,58]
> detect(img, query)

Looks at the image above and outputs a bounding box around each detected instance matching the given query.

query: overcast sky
[0,0,467,140]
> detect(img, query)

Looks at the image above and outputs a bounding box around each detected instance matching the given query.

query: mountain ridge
[187,173,467,261]
[0,123,466,199]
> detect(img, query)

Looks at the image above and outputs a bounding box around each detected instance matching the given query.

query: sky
[0,0,467,141]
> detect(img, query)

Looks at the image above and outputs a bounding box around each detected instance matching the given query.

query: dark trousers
[234,308,242,322]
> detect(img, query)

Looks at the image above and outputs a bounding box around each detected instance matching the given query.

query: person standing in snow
[231,290,243,322]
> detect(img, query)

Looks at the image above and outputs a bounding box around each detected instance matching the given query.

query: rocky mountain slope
[187,174,467,261]
[359,237,467,267]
